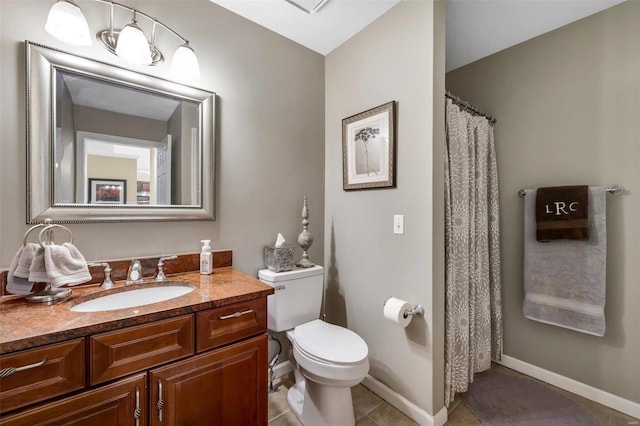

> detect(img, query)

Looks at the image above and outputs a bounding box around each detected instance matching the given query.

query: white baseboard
[273,360,294,379]
[497,355,640,419]
[362,375,448,426]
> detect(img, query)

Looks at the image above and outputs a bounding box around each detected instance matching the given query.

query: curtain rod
[518,185,624,197]
[445,91,497,125]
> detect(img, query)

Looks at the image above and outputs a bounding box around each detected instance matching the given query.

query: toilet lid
[294,320,368,364]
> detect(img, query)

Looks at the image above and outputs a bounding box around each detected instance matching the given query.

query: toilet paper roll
[383,297,412,327]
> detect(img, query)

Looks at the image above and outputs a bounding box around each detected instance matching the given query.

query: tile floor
[268,364,640,426]
[268,374,418,425]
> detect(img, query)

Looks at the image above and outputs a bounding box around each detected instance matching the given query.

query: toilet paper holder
[383,299,425,318]
[403,305,425,318]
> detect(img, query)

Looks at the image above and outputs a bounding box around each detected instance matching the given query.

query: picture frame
[88,178,126,204]
[342,101,396,190]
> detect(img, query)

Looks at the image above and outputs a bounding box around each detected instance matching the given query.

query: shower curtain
[444,97,503,406]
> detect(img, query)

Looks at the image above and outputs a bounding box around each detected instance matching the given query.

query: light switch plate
[393,214,404,235]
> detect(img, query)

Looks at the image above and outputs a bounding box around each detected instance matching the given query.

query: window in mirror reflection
[53,69,201,206]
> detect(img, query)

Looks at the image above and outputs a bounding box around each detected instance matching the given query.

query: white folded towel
[6,246,35,295]
[44,243,92,287]
[13,243,39,278]
[28,246,48,283]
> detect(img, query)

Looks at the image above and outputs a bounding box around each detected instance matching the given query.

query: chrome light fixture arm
[93,0,190,65]
[94,0,189,43]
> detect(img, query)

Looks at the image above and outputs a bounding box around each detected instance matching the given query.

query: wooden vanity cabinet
[0,297,268,426]
[150,335,267,426]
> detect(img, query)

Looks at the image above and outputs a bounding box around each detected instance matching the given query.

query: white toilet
[259,265,369,426]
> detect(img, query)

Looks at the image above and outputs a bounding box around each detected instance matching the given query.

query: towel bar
[518,185,624,197]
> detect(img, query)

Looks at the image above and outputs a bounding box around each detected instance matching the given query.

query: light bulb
[45,0,92,46]
[171,43,201,81]
[115,20,152,65]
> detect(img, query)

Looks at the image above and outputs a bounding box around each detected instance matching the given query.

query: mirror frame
[26,41,216,223]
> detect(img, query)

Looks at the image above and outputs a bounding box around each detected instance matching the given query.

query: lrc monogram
[545,202,579,216]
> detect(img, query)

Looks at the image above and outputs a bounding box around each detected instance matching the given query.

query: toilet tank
[258,265,324,332]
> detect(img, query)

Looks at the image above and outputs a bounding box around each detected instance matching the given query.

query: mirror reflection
[26,41,215,223]
[54,70,201,206]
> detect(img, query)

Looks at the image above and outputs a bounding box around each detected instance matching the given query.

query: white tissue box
[264,245,295,272]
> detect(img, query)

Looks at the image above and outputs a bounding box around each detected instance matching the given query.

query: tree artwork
[354,127,380,176]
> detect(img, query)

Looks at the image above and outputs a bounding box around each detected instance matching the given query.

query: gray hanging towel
[523,186,606,336]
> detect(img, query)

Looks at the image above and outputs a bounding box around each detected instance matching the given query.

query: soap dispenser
[200,240,213,275]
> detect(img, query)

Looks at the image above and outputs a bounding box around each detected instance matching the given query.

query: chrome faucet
[89,262,115,289]
[99,263,114,289]
[155,255,178,281]
[126,259,143,284]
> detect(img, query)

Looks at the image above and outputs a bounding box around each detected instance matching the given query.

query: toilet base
[287,379,356,426]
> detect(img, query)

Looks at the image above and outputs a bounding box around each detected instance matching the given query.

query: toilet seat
[291,320,369,385]
[294,319,368,365]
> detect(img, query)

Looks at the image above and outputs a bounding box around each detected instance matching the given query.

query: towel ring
[38,224,73,248]
[22,221,51,246]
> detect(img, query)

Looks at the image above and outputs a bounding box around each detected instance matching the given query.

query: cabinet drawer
[196,298,267,352]
[90,315,194,385]
[0,373,146,426]
[0,338,84,414]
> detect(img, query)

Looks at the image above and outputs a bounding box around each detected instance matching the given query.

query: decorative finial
[296,195,314,268]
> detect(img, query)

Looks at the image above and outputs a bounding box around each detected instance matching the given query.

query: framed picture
[88,178,126,204]
[136,181,150,192]
[342,101,396,190]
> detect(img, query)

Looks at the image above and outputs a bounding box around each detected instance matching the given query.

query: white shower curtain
[444,97,503,406]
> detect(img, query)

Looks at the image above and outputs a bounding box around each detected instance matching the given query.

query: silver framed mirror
[26,41,216,223]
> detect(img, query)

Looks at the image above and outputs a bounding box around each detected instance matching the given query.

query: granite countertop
[0,267,273,355]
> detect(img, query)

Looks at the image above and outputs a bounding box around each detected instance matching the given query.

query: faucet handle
[89,262,114,289]
[156,255,178,281]
[100,263,114,289]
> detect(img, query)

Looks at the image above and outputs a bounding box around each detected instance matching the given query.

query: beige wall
[447,1,639,403]
[325,0,445,416]
[87,155,137,204]
[0,0,325,277]
[74,105,167,143]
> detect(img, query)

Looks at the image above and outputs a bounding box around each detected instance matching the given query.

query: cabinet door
[0,373,146,426]
[150,334,267,426]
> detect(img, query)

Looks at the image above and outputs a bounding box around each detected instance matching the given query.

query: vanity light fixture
[45,0,201,81]
[114,11,152,65]
[45,0,92,46]
[171,43,201,82]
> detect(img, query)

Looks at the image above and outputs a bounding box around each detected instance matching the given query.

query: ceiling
[209,0,400,56]
[209,0,627,71]
[62,73,179,121]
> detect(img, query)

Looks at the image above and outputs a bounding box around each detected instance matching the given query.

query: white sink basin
[70,282,194,312]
